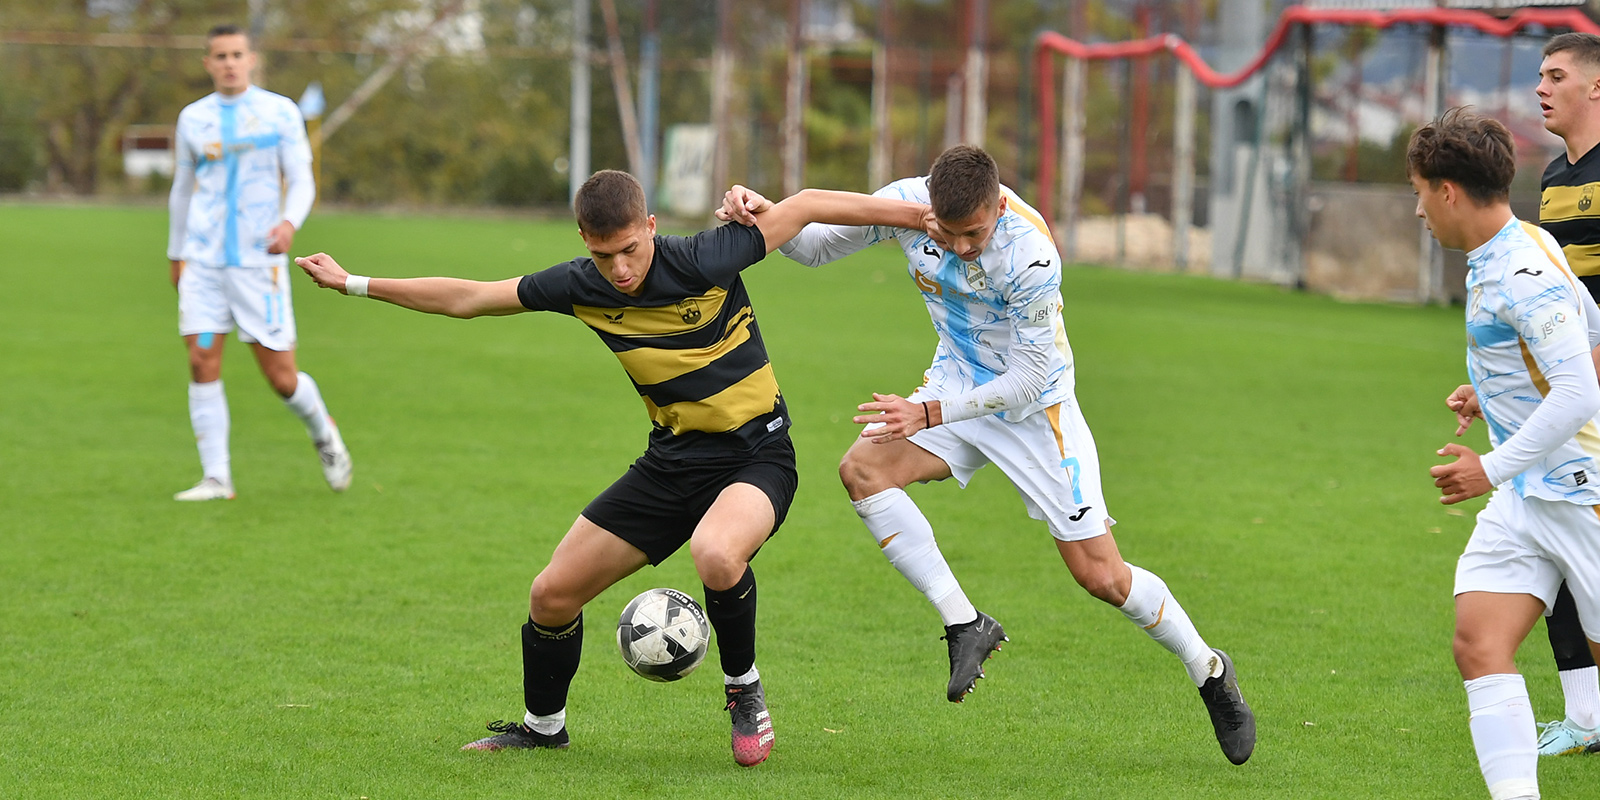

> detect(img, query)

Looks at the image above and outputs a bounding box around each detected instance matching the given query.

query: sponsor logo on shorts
[1068,505,1093,522]
[1577,470,1589,486]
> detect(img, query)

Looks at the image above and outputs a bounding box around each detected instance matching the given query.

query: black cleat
[461,719,570,751]
[726,680,774,766]
[943,611,1008,703]
[1197,649,1255,765]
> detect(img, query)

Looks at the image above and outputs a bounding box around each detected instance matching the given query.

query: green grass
[0,202,1591,797]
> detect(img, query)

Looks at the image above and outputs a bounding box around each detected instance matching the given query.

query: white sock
[188,380,230,483]
[1465,673,1539,800]
[283,371,335,442]
[523,707,566,735]
[725,665,760,686]
[1559,665,1600,729]
[1118,563,1216,686]
[852,488,977,627]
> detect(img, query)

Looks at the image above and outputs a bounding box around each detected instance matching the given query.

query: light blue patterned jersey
[855,178,1073,421]
[1467,217,1600,502]
[169,86,313,268]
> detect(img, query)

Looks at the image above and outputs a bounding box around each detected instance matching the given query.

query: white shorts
[178,262,297,351]
[904,392,1114,542]
[1455,489,1600,640]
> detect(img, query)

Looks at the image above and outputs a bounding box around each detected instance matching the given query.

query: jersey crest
[966,262,987,291]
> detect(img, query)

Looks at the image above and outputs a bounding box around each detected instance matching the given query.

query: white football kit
[1453,218,1600,637]
[168,86,315,351]
[780,179,1109,540]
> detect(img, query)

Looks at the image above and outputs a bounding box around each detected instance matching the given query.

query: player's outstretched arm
[750,188,928,255]
[295,253,525,318]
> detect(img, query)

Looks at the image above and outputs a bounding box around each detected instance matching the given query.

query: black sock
[522,613,583,717]
[704,566,757,680]
[1549,583,1596,672]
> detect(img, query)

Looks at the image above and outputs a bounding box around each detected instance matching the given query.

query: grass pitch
[1,203,1592,798]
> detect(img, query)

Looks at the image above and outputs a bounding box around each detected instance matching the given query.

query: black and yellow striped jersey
[517,223,787,459]
[1541,146,1600,278]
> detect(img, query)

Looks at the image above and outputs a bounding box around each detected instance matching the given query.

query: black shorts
[582,436,798,566]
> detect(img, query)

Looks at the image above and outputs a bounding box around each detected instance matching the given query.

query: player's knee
[528,575,581,625]
[1072,564,1126,606]
[267,371,297,397]
[839,448,893,499]
[688,539,744,591]
[187,348,221,380]
[1451,627,1501,677]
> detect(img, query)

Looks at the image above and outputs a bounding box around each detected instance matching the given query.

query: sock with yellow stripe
[853,488,977,627]
[1118,563,1216,687]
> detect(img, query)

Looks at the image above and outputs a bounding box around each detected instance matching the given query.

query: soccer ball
[617,587,710,682]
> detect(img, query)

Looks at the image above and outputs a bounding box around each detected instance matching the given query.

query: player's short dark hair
[1405,107,1515,206]
[1544,32,1600,72]
[927,145,1000,221]
[206,24,250,46]
[574,170,648,236]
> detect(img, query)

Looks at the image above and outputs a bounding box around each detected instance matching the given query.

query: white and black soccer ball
[617,587,710,682]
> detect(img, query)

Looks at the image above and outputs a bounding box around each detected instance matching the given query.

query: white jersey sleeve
[167,109,198,261]
[278,101,315,230]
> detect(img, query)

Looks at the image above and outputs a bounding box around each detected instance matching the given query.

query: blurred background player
[1532,31,1600,756]
[718,145,1256,766]
[166,24,350,501]
[1418,107,1600,800]
[295,170,928,767]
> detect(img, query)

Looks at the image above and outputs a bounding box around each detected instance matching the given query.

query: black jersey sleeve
[516,260,581,314]
[674,223,768,288]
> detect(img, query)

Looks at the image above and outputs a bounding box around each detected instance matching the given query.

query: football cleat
[1197,649,1256,765]
[943,611,1008,703]
[173,477,235,502]
[1536,718,1600,756]
[726,680,774,766]
[460,720,569,751]
[314,423,353,493]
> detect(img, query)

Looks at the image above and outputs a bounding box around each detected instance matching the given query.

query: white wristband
[345,275,370,297]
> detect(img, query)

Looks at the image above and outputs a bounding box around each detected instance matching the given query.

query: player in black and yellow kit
[1532,31,1600,755]
[295,170,928,766]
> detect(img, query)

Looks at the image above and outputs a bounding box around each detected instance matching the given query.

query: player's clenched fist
[295,253,351,293]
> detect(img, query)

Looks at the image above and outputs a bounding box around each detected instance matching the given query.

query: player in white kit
[166,24,351,501]
[719,145,1255,765]
[1414,108,1600,800]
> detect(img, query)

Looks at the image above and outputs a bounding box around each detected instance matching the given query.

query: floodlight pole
[868,0,893,190]
[570,0,591,204]
[1058,0,1088,260]
[1418,24,1447,304]
[962,0,987,145]
[1172,0,1201,272]
[1173,66,1195,271]
[1061,57,1086,261]
[711,0,734,209]
[640,0,660,205]
[782,0,808,198]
